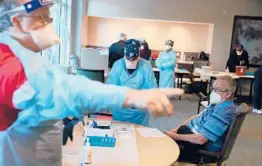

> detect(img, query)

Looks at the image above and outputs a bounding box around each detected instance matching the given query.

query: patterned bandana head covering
[165,40,174,47]
[125,39,141,59]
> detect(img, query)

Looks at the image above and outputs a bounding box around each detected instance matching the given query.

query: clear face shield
[2,0,62,52]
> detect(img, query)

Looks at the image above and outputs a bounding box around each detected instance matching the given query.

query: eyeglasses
[211,87,231,93]
[125,56,139,62]
[19,15,53,25]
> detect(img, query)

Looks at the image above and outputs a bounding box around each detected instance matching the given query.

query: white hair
[0,0,20,32]
[119,33,127,41]
[217,75,237,95]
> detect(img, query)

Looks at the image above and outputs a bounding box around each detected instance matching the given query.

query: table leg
[189,76,193,93]
[202,80,208,95]
[180,75,183,89]
[178,74,183,100]
[249,79,254,101]
[209,77,215,94]
[235,79,239,98]
[239,80,242,96]
[176,74,180,88]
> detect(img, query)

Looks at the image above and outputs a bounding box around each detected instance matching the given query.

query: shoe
[253,109,262,114]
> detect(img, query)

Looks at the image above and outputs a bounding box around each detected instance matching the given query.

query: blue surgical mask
[210,91,221,104]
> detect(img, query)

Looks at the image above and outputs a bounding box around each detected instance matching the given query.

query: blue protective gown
[107,58,157,126]
[0,33,128,166]
[155,50,176,88]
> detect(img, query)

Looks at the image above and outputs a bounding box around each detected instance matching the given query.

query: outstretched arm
[13,65,184,122]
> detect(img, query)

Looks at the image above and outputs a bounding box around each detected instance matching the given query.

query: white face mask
[29,24,60,52]
[140,45,144,50]
[165,45,172,51]
[125,57,139,69]
[236,50,243,56]
[210,91,222,104]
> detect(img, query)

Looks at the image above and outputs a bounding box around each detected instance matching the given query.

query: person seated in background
[140,41,152,61]
[108,33,127,69]
[253,66,262,114]
[156,40,176,88]
[107,39,157,126]
[165,76,237,164]
[226,44,249,72]
[198,51,209,61]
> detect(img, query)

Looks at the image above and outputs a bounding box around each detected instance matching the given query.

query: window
[39,0,72,65]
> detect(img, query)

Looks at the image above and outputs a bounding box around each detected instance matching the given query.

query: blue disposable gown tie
[156,50,176,88]
[0,33,129,166]
[107,58,157,126]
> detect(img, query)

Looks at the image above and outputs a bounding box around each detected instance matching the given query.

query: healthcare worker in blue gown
[107,39,157,126]
[156,40,177,88]
[0,1,184,166]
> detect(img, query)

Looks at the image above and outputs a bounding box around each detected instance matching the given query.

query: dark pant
[254,88,262,110]
[176,125,217,164]
[254,67,262,109]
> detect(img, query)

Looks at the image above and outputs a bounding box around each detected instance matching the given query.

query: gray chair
[77,68,105,83]
[182,103,251,166]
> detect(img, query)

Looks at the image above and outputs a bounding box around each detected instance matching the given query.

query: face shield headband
[2,0,55,16]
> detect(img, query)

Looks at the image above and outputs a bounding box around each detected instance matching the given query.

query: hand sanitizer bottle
[82,137,92,165]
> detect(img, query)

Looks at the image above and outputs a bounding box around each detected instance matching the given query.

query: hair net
[165,40,174,47]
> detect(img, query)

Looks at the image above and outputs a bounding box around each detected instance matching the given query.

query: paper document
[111,124,135,132]
[114,130,133,139]
[112,124,135,139]
[137,128,166,138]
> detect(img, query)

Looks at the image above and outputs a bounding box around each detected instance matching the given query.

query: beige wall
[87,16,213,53]
[81,0,88,46]
[86,0,262,70]
[82,16,89,46]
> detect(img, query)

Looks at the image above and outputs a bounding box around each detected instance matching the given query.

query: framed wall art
[230,16,262,67]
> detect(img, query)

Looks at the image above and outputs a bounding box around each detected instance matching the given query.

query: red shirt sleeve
[0,44,27,109]
[0,44,27,130]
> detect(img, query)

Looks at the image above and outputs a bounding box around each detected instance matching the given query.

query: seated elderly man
[165,75,237,164]
[107,39,157,126]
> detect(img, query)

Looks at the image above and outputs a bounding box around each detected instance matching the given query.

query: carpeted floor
[150,94,262,166]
